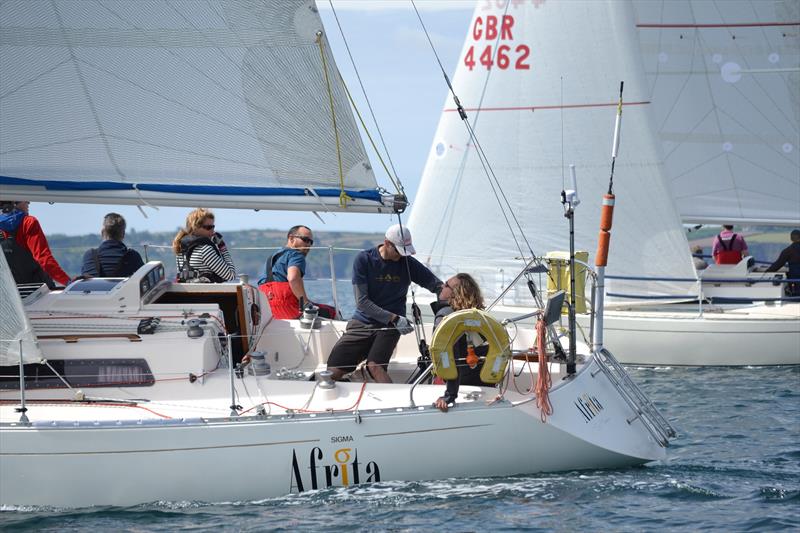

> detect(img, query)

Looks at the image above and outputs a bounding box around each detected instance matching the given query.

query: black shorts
[326,319,400,372]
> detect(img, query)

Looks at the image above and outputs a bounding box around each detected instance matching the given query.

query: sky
[25,1,476,236]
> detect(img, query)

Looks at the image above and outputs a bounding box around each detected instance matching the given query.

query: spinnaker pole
[593,82,624,351]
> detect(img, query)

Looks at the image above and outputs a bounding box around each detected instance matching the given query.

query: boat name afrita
[289,447,381,493]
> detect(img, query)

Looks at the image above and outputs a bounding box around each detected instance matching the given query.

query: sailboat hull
[584,305,800,366]
[0,359,665,508]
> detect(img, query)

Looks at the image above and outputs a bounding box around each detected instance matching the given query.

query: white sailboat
[0,0,673,508]
[633,0,800,302]
[407,0,800,366]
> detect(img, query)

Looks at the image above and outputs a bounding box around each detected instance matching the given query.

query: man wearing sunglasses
[326,224,442,383]
[259,225,336,319]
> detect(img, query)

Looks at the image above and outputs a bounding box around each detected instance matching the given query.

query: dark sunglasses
[292,234,314,246]
[201,224,215,230]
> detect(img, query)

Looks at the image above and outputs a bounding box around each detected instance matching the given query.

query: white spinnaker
[634,0,800,225]
[0,1,378,202]
[0,251,43,366]
[409,0,696,302]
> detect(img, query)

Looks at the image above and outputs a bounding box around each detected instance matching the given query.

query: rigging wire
[427,0,515,263]
[607,82,625,194]
[338,72,403,192]
[315,32,349,208]
[324,4,428,360]
[327,0,406,198]
[395,213,432,372]
[409,0,537,266]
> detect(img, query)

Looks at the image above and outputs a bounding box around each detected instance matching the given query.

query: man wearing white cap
[326,223,442,383]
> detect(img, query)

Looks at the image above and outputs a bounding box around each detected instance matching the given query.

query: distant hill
[47,229,385,282]
[44,225,796,280]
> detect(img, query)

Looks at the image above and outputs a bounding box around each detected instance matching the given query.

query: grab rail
[593,348,676,447]
[408,363,433,408]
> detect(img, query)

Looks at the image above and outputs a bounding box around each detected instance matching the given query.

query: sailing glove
[393,316,414,335]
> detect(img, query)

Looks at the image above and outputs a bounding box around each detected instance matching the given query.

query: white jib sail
[634,0,800,226]
[0,251,43,366]
[0,0,387,211]
[409,0,697,303]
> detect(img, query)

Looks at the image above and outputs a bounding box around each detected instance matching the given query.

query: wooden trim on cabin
[236,285,250,354]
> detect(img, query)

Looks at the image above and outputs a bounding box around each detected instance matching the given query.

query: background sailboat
[408,0,799,366]
[633,0,799,226]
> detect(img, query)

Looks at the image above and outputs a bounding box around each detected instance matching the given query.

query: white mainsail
[633,0,800,225]
[409,0,696,301]
[0,251,43,365]
[0,0,398,213]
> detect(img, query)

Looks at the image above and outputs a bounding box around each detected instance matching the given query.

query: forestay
[0,251,43,365]
[634,0,800,226]
[0,0,396,213]
[409,0,696,302]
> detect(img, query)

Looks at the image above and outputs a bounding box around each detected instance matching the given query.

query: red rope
[534,319,552,422]
[239,381,369,416]
[0,399,172,419]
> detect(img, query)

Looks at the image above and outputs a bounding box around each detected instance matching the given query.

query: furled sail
[409,0,696,303]
[0,0,399,213]
[634,0,800,225]
[0,251,43,365]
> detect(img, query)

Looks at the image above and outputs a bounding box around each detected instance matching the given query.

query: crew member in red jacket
[258,225,336,319]
[712,225,750,265]
[0,201,70,286]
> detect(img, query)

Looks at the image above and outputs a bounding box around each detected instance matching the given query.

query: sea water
[3,366,797,531]
[2,281,798,531]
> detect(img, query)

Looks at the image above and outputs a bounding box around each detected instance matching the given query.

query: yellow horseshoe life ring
[429,309,511,384]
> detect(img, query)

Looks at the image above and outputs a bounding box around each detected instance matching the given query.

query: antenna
[560,76,565,190]
[564,164,580,207]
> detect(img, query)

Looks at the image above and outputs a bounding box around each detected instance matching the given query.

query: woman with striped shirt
[172,208,236,282]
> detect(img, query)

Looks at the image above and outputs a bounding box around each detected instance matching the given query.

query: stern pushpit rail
[593,347,676,447]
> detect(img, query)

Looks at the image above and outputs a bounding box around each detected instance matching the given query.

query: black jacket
[81,240,144,277]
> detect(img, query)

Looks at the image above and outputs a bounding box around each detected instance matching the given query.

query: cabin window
[0,358,154,390]
[140,264,166,297]
[65,278,125,294]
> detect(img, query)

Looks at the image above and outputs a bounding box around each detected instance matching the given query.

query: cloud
[318,0,476,13]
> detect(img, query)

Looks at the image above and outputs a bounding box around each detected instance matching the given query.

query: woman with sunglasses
[433,273,491,413]
[172,208,236,282]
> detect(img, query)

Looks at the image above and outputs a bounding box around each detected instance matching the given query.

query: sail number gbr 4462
[464,12,531,71]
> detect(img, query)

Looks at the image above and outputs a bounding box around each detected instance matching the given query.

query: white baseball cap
[385,224,416,256]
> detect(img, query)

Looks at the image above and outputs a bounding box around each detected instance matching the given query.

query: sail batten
[0,0,392,212]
